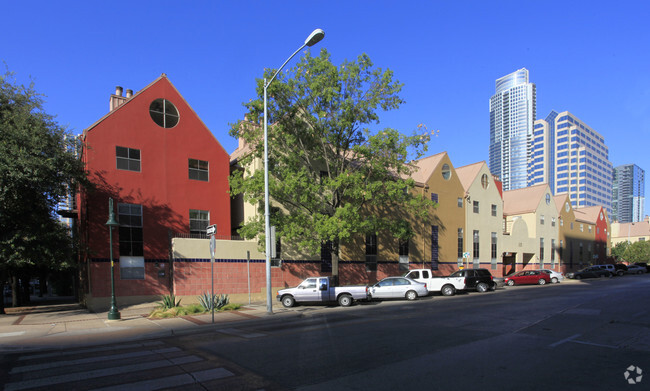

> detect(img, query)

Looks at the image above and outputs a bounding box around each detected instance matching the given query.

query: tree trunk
[331,241,340,287]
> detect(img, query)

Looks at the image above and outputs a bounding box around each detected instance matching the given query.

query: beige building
[611,217,650,245]
[502,184,559,274]
[456,162,503,273]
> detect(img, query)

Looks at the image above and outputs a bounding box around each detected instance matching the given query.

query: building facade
[78,75,232,310]
[489,68,536,191]
[612,164,645,223]
[531,111,613,215]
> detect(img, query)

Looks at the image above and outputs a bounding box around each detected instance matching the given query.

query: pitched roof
[574,206,602,224]
[502,184,549,215]
[410,152,447,184]
[455,161,484,192]
[553,194,569,213]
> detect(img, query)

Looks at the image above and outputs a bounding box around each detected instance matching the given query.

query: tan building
[611,217,650,245]
[456,162,504,275]
[502,184,559,274]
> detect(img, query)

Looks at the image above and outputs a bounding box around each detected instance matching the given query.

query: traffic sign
[209,235,216,258]
[463,252,470,258]
[206,224,216,236]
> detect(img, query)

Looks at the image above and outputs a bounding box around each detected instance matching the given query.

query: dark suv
[449,268,496,292]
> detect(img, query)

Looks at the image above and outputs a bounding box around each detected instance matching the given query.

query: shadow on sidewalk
[3,296,80,316]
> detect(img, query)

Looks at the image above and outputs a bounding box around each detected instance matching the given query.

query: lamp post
[263,28,325,314]
[106,198,121,320]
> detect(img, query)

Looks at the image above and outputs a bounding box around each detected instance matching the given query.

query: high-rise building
[612,164,645,222]
[531,111,613,215]
[489,68,536,191]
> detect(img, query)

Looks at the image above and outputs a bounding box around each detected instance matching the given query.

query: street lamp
[106,198,121,320]
[263,28,325,314]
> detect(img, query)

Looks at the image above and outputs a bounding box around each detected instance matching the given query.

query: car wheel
[551,277,558,283]
[441,285,456,296]
[638,271,644,275]
[476,282,489,292]
[617,271,624,276]
[281,295,295,308]
[338,294,353,307]
[538,279,546,285]
[405,290,418,300]
[507,280,515,286]
[575,275,582,280]
[608,273,613,278]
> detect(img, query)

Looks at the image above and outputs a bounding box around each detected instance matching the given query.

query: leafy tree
[623,241,650,264]
[0,68,87,312]
[230,49,434,283]
[611,241,629,261]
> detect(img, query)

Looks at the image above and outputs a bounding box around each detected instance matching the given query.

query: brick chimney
[109,86,129,111]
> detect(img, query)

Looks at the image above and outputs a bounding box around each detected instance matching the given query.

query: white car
[626,265,647,274]
[538,269,564,283]
[368,277,428,301]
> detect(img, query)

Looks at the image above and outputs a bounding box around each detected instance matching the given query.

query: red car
[504,270,551,286]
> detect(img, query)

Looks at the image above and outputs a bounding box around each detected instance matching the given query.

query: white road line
[570,339,619,349]
[18,341,164,361]
[4,356,202,391]
[549,333,581,348]
[10,347,180,374]
[0,332,25,338]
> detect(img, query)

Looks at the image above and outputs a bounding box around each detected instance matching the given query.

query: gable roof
[410,152,447,184]
[502,184,549,216]
[553,194,569,213]
[574,206,603,224]
[455,161,485,192]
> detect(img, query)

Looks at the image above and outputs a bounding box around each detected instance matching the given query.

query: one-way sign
[206,224,216,236]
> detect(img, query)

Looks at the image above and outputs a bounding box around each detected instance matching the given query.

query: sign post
[207,225,216,323]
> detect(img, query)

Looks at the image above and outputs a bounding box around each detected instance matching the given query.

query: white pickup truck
[276,276,369,307]
[403,269,465,296]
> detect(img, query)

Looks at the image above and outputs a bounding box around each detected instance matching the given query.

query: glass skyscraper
[531,111,613,215]
[613,164,645,222]
[489,68,536,191]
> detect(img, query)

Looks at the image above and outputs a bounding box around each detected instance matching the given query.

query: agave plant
[158,293,181,310]
[198,292,230,311]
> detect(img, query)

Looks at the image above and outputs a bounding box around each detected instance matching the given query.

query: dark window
[491,232,497,259]
[457,228,464,259]
[540,238,545,262]
[473,201,479,214]
[118,203,144,257]
[473,230,479,259]
[189,209,209,236]
[116,146,141,172]
[431,226,439,270]
[431,193,438,203]
[491,204,497,217]
[365,234,377,272]
[458,197,463,208]
[189,159,209,181]
[149,99,179,128]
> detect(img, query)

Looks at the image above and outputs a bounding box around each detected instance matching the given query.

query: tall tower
[613,164,645,222]
[489,68,536,191]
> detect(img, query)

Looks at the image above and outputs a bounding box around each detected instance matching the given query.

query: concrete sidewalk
[0,299,297,353]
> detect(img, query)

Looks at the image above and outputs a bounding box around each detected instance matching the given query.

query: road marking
[570,339,618,349]
[218,327,266,338]
[549,333,581,347]
[0,332,25,338]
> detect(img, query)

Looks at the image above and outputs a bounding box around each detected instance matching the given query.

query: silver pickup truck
[276,276,368,307]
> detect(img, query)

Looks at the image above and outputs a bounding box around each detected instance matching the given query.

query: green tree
[230,49,435,283]
[611,241,630,261]
[623,241,650,264]
[0,68,87,312]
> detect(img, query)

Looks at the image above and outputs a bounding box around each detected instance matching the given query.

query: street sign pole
[208,225,216,324]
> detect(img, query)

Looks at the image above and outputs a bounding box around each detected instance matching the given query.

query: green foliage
[623,241,650,264]
[230,49,435,272]
[158,293,181,310]
[0,67,88,277]
[198,292,230,310]
[611,241,630,261]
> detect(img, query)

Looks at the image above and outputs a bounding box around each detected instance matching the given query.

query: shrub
[158,293,181,310]
[198,292,230,311]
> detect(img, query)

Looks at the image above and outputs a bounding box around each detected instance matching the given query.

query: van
[594,264,616,277]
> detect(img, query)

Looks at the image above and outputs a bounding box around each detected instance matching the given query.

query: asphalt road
[176,275,650,390]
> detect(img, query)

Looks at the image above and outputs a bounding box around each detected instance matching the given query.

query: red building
[78,75,231,310]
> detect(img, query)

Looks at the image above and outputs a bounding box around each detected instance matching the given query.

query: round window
[481,174,489,189]
[149,99,179,128]
[441,164,451,180]
[545,193,551,205]
[565,202,570,212]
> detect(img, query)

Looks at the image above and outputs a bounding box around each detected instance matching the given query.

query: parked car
[505,270,551,286]
[368,277,428,301]
[566,266,613,280]
[277,276,368,307]
[593,264,616,277]
[626,264,647,274]
[538,269,564,283]
[403,269,465,296]
[613,263,628,276]
[448,269,496,292]
[632,262,650,273]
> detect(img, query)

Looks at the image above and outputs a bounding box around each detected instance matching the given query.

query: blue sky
[4,1,650,215]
